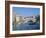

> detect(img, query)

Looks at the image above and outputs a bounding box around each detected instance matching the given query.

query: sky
[12,7,40,17]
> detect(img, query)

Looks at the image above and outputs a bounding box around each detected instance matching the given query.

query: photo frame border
[5,1,45,37]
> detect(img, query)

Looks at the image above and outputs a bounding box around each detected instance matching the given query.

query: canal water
[13,22,40,31]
